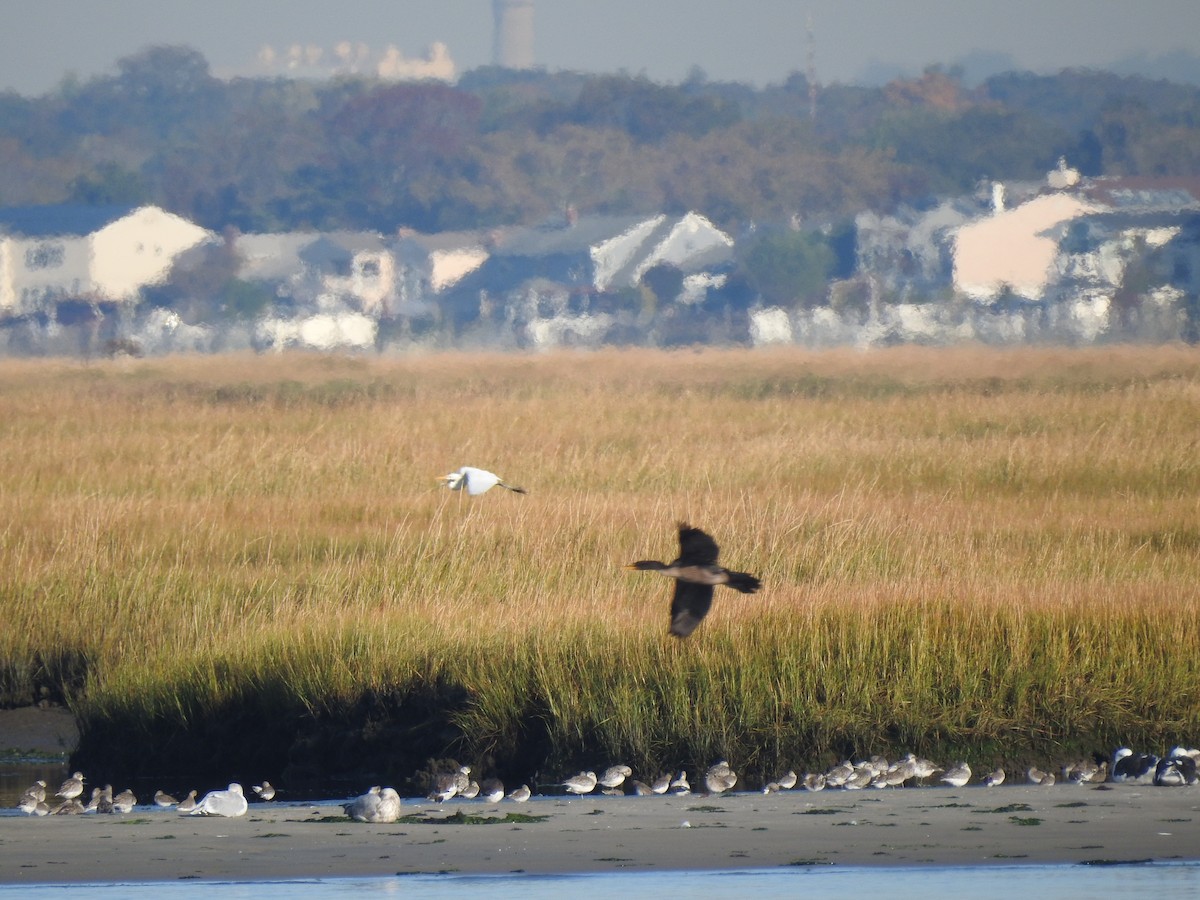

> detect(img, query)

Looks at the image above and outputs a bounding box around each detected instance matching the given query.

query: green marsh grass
[2,346,1200,785]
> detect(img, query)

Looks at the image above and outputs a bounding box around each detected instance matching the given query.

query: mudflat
[2,784,1197,883]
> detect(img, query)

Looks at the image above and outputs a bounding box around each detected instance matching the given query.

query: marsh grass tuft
[2,347,1200,785]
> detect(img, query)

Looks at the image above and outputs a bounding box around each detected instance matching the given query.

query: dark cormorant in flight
[626,523,761,638]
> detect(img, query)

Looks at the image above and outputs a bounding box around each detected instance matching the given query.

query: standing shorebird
[175,790,198,813]
[479,778,505,803]
[562,770,598,795]
[598,765,633,790]
[940,762,972,788]
[1027,766,1055,786]
[112,789,137,813]
[56,772,85,801]
[439,467,526,496]
[626,523,761,638]
[428,765,472,802]
[153,790,178,808]
[704,760,737,794]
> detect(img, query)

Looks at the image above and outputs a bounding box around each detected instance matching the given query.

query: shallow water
[2,863,1199,899]
[0,762,69,808]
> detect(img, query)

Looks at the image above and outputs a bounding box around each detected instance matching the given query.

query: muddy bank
[0,706,77,758]
[2,783,1199,884]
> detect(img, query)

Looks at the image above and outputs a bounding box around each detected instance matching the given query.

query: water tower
[493,0,534,69]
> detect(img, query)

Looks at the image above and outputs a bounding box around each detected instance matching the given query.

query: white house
[591,212,734,293]
[0,205,211,314]
[235,230,396,315]
[952,191,1101,301]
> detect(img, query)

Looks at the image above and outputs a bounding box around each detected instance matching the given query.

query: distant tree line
[2,46,1199,295]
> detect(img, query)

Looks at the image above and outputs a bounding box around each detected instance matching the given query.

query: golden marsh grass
[2,346,1200,784]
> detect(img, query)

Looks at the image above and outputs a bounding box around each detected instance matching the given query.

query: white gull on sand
[343,786,401,823]
[190,783,249,817]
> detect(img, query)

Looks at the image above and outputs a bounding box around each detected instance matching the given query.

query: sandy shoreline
[2,783,1198,883]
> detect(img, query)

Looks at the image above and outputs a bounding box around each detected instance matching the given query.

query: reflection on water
[1,864,1199,899]
[0,762,69,809]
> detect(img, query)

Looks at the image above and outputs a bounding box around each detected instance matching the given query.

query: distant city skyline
[1,0,1198,95]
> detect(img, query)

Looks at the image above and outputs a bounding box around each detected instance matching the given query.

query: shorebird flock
[14,745,1200,820]
[15,775,255,818]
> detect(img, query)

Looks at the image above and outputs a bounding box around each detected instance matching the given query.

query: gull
[56,771,85,800]
[343,786,402,823]
[939,762,971,788]
[1154,751,1199,786]
[154,790,178,808]
[627,523,761,638]
[190,783,249,817]
[598,765,633,789]
[112,789,137,813]
[507,784,531,802]
[1111,748,1159,784]
[342,786,379,821]
[982,768,1005,787]
[439,467,526,496]
[479,778,505,803]
[175,790,198,813]
[253,781,276,801]
[562,770,598,795]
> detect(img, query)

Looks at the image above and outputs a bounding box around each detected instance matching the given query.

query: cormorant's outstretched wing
[676,524,719,567]
[669,581,714,638]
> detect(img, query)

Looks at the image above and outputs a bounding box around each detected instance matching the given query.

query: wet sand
[2,784,1198,883]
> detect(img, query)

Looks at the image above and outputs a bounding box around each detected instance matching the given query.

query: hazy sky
[1,0,1197,95]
